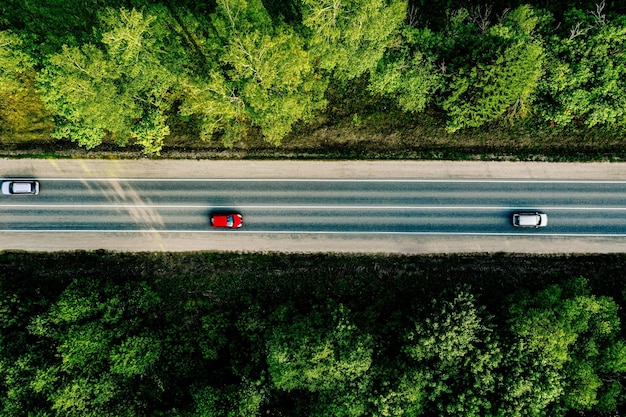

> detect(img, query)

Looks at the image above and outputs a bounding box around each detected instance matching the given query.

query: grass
[3,114,625,162]
[2,80,626,161]
[2,251,625,315]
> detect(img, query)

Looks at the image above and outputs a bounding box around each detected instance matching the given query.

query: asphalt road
[2,178,626,236]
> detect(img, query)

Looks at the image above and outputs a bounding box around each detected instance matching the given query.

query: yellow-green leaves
[301,0,407,80]
[38,7,181,154]
[100,8,158,70]
[539,14,626,130]
[267,303,373,392]
[369,27,444,113]
[401,292,501,416]
[502,277,625,413]
[443,5,546,132]
[181,0,327,147]
[0,30,35,95]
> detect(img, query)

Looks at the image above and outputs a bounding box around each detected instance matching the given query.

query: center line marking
[2,204,626,210]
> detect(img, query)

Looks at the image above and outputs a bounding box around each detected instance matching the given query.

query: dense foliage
[2,0,626,153]
[0,251,625,416]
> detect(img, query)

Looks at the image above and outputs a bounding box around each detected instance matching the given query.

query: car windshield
[226,215,233,227]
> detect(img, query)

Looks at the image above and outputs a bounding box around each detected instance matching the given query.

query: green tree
[538,10,626,130]
[37,7,184,154]
[267,302,373,416]
[0,281,56,416]
[369,26,444,113]
[26,278,163,417]
[370,363,429,416]
[0,346,52,416]
[299,0,407,81]
[180,0,326,146]
[0,30,34,96]
[442,5,546,132]
[191,379,266,417]
[497,277,626,416]
[397,290,501,416]
[0,0,103,56]
[495,339,565,417]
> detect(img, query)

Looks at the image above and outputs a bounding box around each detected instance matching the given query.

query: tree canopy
[4,1,626,151]
[1,251,624,417]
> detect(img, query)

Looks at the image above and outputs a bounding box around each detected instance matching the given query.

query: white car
[512,212,548,228]
[1,180,40,195]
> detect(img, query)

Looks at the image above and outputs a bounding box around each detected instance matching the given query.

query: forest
[2,1,626,416]
[1,0,626,154]
[0,251,625,416]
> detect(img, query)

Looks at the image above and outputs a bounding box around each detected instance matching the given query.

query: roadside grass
[1,79,626,161]
[2,251,624,324]
[3,114,624,161]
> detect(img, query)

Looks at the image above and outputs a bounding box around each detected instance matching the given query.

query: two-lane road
[2,178,626,236]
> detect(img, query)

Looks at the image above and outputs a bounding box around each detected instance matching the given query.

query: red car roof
[211,213,242,228]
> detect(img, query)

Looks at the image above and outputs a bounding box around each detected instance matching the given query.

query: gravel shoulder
[2,159,626,179]
[1,159,625,254]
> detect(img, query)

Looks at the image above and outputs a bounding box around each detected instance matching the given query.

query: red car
[210,213,243,228]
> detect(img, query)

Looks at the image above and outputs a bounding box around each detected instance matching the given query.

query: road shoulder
[2,159,626,179]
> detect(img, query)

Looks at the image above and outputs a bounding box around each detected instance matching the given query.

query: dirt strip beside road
[1,159,625,179]
[2,233,626,255]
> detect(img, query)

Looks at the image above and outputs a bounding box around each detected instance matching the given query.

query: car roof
[212,214,231,226]
[517,213,540,225]
[12,182,34,191]
[212,213,242,227]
